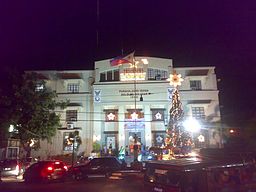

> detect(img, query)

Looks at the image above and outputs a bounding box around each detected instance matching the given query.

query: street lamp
[71,136,76,167]
[229,129,235,134]
[69,131,80,167]
[183,118,201,146]
[183,118,201,133]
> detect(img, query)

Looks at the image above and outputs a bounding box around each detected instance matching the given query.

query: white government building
[32,56,221,158]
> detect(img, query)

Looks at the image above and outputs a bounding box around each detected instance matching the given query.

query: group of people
[101,144,114,156]
[100,143,148,159]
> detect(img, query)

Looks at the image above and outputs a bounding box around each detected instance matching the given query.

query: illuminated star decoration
[156,135,163,143]
[129,60,138,68]
[198,135,205,142]
[168,71,184,88]
[130,58,149,68]
[29,139,35,147]
[155,112,162,120]
[107,113,116,121]
[131,112,138,120]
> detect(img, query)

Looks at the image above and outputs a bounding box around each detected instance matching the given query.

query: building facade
[32,56,221,159]
[31,70,94,158]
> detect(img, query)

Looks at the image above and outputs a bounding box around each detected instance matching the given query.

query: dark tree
[0,72,68,157]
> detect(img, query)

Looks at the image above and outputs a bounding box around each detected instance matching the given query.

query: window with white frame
[105,110,118,122]
[100,70,120,82]
[63,132,80,151]
[192,107,205,119]
[63,132,72,151]
[147,68,168,80]
[7,147,19,159]
[100,73,106,82]
[107,71,112,81]
[35,83,44,92]
[66,110,77,121]
[153,132,165,147]
[125,110,144,119]
[67,83,79,93]
[190,80,202,90]
[151,109,164,121]
[148,68,154,79]
[113,70,120,81]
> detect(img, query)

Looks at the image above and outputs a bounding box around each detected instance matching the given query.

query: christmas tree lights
[165,71,193,156]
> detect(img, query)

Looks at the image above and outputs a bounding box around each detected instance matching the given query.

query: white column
[93,104,102,144]
[118,105,125,149]
[85,94,93,155]
[144,105,152,147]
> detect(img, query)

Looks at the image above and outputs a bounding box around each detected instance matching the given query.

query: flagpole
[110,52,148,163]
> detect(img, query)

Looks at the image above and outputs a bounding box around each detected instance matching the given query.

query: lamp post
[71,136,76,167]
[70,131,80,168]
[133,58,139,162]
[131,56,148,162]
[183,118,201,147]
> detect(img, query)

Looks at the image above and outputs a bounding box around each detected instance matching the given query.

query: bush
[92,142,101,152]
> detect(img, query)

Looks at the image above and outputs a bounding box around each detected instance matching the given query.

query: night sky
[0,1,255,127]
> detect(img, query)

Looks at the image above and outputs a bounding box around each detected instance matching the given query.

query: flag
[110,52,134,66]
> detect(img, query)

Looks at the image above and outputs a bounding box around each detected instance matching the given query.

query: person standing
[125,145,129,156]
[108,143,112,156]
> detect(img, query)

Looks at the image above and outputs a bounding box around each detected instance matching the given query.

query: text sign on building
[124,118,145,130]
[119,89,150,98]
[120,68,146,81]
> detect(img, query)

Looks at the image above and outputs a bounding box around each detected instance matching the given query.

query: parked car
[0,159,25,179]
[147,147,169,160]
[23,160,68,183]
[144,157,256,192]
[69,157,124,180]
[22,157,38,169]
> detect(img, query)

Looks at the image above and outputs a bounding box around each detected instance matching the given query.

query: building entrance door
[125,131,145,154]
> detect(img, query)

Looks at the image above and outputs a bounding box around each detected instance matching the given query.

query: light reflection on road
[0,174,145,192]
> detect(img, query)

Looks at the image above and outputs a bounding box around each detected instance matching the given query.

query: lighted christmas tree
[165,72,193,155]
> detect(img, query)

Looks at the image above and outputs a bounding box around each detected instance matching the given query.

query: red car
[23,160,68,183]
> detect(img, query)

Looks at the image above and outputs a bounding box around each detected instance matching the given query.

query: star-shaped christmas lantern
[129,60,138,68]
[107,112,115,121]
[198,135,205,142]
[156,135,163,143]
[131,112,138,120]
[155,112,162,120]
[168,71,184,88]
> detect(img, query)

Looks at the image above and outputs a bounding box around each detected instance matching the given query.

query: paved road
[0,174,145,192]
